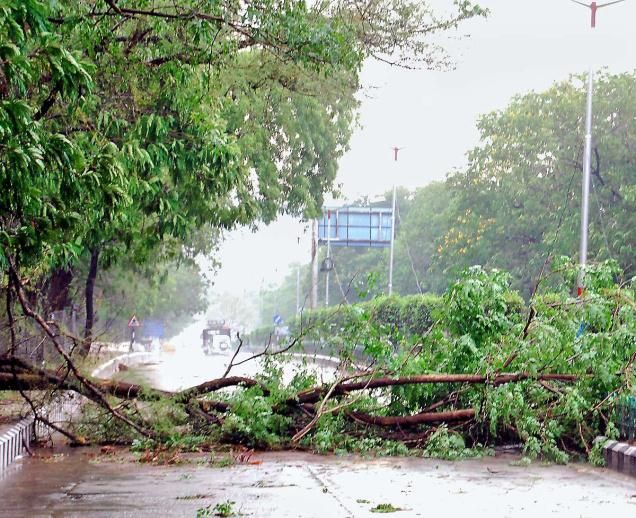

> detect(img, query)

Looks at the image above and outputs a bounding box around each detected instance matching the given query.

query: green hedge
[251,294,444,343]
[247,289,526,347]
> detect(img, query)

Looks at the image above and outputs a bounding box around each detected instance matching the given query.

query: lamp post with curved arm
[569,0,626,295]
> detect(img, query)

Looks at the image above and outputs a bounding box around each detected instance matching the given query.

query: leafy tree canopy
[0,0,485,348]
[442,72,636,294]
[1,0,485,269]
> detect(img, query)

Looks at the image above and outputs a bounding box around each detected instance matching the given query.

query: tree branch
[346,408,475,427]
[294,373,580,405]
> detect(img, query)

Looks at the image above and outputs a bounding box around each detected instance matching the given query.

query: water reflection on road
[133,319,339,391]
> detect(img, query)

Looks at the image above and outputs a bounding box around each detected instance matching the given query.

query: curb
[0,417,33,474]
[595,436,636,477]
[91,351,158,379]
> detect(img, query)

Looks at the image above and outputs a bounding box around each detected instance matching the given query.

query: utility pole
[570,0,625,295]
[388,147,402,296]
[296,265,301,314]
[310,219,318,309]
[325,211,331,306]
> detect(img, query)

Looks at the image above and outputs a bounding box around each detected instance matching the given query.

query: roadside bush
[445,266,521,346]
[398,294,444,336]
[276,293,443,346]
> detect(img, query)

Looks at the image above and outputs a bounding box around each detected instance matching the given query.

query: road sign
[273,314,283,326]
[128,314,142,328]
[318,207,393,248]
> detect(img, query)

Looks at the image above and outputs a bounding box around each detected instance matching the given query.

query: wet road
[2,321,635,516]
[1,449,635,517]
[124,320,340,391]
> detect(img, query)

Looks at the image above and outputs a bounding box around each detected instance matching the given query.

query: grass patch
[370,503,404,513]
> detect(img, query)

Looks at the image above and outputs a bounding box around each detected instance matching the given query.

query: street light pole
[578,67,594,296]
[310,220,318,309]
[325,210,331,306]
[388,147,401,296]
[570,0,626,295]
[295,235,302,314]
[388,184,397,296]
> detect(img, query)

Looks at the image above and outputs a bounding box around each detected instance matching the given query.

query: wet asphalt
[1,449,635,517]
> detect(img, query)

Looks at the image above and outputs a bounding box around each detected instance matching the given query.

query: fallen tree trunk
[347,408,476,426]
[0,371,169,401]
[0,358,264,402]
[176,376,267,401]
[294,373,579,405]
[0,368,579,405]
[0,372,68,391]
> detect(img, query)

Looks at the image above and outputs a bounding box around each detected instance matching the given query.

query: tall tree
[440,72,636,294]
[1,0,486,354]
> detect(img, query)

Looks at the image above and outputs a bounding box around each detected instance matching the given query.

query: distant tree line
[261,72,636,323]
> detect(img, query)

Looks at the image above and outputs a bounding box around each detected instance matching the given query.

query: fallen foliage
[2,261,635,463]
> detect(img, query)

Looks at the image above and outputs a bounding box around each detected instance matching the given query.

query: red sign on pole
[128,315,141,328]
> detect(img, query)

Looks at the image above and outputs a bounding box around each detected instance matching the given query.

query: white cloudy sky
[209,0,636,297]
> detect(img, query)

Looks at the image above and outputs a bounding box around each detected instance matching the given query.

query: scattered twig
[291,374,344,443]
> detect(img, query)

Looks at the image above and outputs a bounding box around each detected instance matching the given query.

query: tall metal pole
[388,147,401,295]
[388,184,397,295]
[578,67,594,296]
[570,0,626,296]
[325,211,331,306]
[310,220,318,309]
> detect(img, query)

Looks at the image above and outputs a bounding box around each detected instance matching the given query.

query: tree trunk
[294,373,580,405]
[347,408,475,426]
[82,247,100,356]
[45,268,74,314]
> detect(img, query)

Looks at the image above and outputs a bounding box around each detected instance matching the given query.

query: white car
[213,334,231,352]
[202,332,232,355]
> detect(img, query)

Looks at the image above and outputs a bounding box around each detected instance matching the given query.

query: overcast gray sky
[210,0,636,299]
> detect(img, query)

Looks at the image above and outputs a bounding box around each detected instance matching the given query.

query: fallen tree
[293,373,581,405]
[0,354,582,445]
[0,360,580,409]
[1,263,634,463]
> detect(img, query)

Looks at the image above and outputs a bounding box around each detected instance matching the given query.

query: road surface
[1,449,635,517]
[123,319,340,391]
